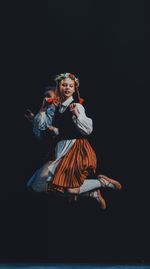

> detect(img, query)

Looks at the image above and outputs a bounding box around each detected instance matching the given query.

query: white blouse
[30,96,93,187]
[33,96,93,137]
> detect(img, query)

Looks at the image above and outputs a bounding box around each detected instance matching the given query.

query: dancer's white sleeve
[72,104,93,135]
[33,106,57,138]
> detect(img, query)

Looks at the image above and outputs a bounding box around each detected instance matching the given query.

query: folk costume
[26,73,122,208]
[27,96,97,193]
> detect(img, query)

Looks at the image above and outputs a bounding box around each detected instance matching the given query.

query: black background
[0,0,149,264]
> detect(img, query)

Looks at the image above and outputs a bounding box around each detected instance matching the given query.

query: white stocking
[79,178,114,194]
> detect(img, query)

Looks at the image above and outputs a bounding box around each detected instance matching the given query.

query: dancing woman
[26,73,122,209]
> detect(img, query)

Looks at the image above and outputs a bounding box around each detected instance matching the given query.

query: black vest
[53,103,85,140]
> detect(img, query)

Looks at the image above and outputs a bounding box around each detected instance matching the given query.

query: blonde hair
[55,73,79,89]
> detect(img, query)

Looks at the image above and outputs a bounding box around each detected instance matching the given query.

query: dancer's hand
[47,126,55,132]
[24,109,35,123]
[70,103,79,117]
[40,97,50,112]
[47,126,59,135]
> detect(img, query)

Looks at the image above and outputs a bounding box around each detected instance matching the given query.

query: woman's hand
[70,103,80,117]
[47,126,59,135]
[47,126,55,132]
[24,109,35,123]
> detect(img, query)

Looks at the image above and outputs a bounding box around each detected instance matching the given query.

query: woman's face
[45,90,56,98]
[59,77,75,101]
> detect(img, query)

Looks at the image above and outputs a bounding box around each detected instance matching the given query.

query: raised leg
[89,190,106,209]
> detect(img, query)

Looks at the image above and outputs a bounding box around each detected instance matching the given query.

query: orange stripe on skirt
[50,139,97,190]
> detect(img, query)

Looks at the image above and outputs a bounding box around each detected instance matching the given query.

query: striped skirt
[48,138,97,192]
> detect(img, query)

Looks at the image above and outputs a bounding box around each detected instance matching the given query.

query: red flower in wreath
[69,73,75,79]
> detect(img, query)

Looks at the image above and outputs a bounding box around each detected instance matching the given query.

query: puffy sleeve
[33,105,56,139]
[72,103,93,135]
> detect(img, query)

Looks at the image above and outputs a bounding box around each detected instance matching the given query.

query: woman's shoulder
[75,103,85,113]
[75,102,84,109]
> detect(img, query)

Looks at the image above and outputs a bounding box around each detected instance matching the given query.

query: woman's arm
[33,105,59,139]
[70,103,93,135]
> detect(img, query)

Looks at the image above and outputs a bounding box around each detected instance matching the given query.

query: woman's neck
[61,96,73,103]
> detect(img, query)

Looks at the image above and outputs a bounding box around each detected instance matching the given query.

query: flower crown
[54,73,79,88]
